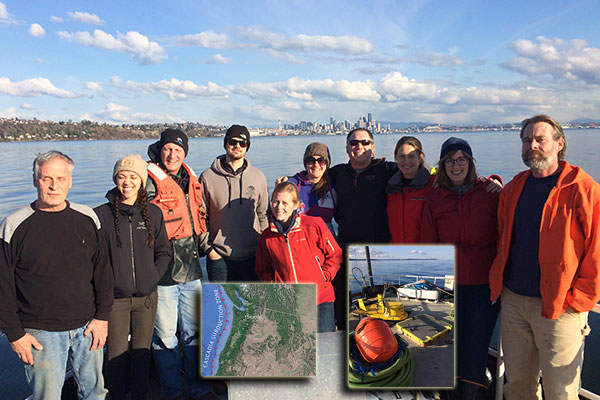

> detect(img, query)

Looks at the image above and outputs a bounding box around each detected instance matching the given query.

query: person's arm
[419,198,440,243]
[256,174,270,231]
[316,219,342,281]
[199,174,221,260]
[566,183,600,311]
[0,234,41,363]
[145,176,157,201]
[255,234,274,282]
[89,221,113,350]
[153,208,172,280]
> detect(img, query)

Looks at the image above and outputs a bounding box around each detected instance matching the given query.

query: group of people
[0,114,598,400]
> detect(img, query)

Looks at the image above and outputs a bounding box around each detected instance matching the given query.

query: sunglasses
[227,139,248,148]
[305,157,328,166]
[348,139,373,147]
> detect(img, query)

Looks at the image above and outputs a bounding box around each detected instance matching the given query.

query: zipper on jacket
[128,215,137,293]
[315,255,327,282]
[285,235,299,283]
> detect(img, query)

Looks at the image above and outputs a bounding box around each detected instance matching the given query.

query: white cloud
[0,77,77,98]
[284,77,380,101]
[1,107,17,118]
[165,31,231,48]
[58,29,167,64]
[0,2,16,24]
[378,72,438,101]
[377,72,553,106]
[282,101,301,110]
[20,103,34,110]
[264,49,303,64]
[95,103,129,122]
[503,36,600,85]
[50,16,63,22]
[212,54,230,64]
[34,58,43,63]
[109,76,229,100]
[233,77,380,102]
[67,11,103,26]
[414,50,465,67]
[85,81,102,91]
[286,90,312,100]
[238,104,284,121]
[29,23,45,37]
[237,26,374,54]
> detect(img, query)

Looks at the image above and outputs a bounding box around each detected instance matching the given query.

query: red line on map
[209,285,230,375]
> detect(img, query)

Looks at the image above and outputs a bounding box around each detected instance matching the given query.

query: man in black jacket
[328,128,397,328]
[0,150,113,399]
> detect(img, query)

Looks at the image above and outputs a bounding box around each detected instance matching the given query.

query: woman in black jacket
[94,154,171,400]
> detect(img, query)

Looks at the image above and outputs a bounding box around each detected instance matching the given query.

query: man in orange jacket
[489,114,600,400]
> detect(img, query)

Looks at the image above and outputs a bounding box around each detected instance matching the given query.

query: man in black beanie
[201,124,268,282]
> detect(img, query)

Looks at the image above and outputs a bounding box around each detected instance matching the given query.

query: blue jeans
[206,256,258,282]
[317,302,335,333]
[24,323,107,399]
[152,279,211,400]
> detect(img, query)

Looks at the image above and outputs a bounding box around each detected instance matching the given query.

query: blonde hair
[272,181,300,204]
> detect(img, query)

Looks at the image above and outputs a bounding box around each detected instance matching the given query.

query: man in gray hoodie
[201,124,269,281]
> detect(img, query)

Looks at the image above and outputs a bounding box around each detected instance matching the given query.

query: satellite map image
[201,283,317,378]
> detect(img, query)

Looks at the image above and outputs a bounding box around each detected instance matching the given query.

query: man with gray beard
[488,114,600,399]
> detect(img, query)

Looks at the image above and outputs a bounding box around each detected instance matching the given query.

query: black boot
[130,349,152,400]
[106,352,129,400]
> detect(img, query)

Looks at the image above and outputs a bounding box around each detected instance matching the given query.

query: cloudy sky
[1,0,599,126]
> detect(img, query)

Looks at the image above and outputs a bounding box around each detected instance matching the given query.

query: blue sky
[349,245,454,261]
[1,1,599,126]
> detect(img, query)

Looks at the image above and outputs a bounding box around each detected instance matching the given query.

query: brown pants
[106,291,158,400]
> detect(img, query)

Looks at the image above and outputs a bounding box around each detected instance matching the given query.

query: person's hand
[275,176,288,186]
[485,178,502,193]
[84,319,108,351]
[208,249,222,260]
[10,333,43,365]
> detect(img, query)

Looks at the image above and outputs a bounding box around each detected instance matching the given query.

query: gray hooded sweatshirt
[200,155,269,260]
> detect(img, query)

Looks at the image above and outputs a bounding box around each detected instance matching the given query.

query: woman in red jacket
[420,137,500,399]
[255,182,342,332]
[387,136,435,243]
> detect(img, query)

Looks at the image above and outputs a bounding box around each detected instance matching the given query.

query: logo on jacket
[365,175,376,181]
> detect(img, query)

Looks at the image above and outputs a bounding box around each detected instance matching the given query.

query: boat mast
[365,245,375,288]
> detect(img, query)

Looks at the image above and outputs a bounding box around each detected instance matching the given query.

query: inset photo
[201,283,317,378]
[348,244,455,390]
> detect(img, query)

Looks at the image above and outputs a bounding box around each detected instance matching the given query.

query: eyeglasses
[227,139,248,148]
[444,157,468,167]
[348,139,373,147]
[305,157,328,166]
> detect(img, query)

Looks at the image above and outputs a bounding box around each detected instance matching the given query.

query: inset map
[201,283,317,377]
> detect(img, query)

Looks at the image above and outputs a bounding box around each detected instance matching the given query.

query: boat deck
[350,296,455,389]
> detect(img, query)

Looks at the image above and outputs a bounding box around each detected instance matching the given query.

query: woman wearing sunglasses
[287,142,338,235]
[94,155,171,400]
[420,137,500,398]
[386,136,435,243]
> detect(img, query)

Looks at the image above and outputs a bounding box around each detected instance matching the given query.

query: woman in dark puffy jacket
[94,154,171,400]
[420,138,500,399]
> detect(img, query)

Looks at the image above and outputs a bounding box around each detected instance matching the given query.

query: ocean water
[0,129,599,395]
[348,258,455,294]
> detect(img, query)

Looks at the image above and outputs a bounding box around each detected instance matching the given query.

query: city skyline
[1,1,600,126]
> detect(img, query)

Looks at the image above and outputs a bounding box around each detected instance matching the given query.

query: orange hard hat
[355,317,398,363]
